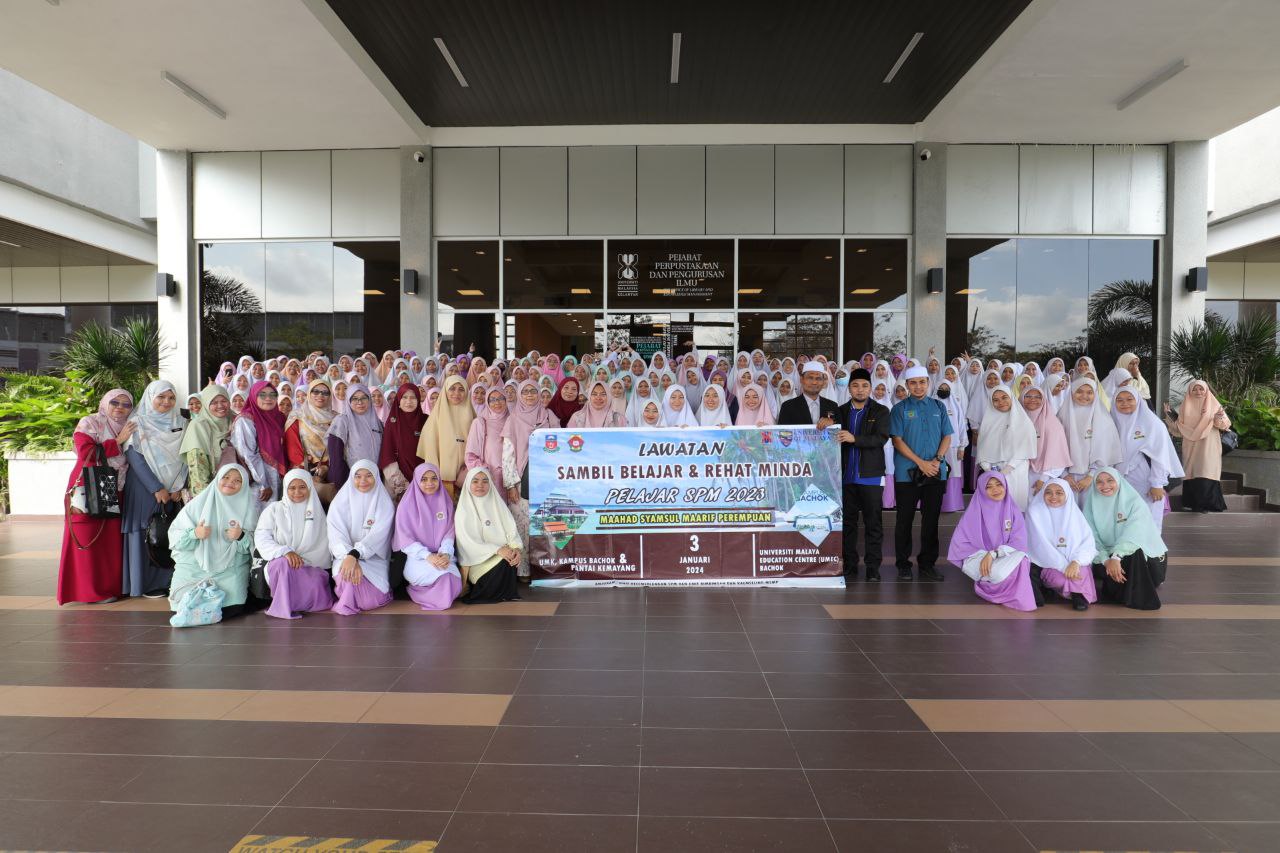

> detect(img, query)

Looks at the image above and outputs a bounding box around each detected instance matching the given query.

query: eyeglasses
[310,389,332,396]
[109,400,133,409]
[258,391,279,399]
[349,394,371,403]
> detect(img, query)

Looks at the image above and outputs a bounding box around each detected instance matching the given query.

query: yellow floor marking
[231,837,436,852]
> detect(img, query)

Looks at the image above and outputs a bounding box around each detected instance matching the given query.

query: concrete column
[1157,140,1209,401]
[155,149,198,396]
[910,141,946,355]
[400,145,434,356]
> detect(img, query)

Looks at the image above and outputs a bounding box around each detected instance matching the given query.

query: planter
[1222,449,1280,507]
[5,451,75,516]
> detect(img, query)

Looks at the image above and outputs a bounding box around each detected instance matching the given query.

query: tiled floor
[0,512,1278,851]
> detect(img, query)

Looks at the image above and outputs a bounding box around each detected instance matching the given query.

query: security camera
[919,149,932,162]
[412,151,426,163]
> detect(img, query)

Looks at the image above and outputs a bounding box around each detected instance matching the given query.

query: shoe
[1071,593,1089,612]
[92,596,119,604]
[142,590,167,599]
[918,567,945,582]
[865,568,881,582]
[897,567,914,581]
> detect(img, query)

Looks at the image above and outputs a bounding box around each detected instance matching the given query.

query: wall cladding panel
[12,267,59,303]
[192,152,261,240]
[0,267,12,303]
[59,266,109,303]
[333,149,400,237]
[261,150,332,239]
[637,146,705,235]
[1094,144,1167,235]
[946,144,1018,234]
[433,147,499,236]
[569,146,637,235]
[108,265,157,302]
[706,145,774,235]
[845,144,912,234]
[500,147,568,236]
[1019,145,1092,234]
[775,145,842,234]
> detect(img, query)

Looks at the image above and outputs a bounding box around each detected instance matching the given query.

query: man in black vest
[835,368,891,583]
[777,360,839,427]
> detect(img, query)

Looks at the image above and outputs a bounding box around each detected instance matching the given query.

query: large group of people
[56,345,1233,620]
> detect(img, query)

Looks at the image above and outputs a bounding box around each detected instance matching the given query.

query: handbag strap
[64,492,108,551]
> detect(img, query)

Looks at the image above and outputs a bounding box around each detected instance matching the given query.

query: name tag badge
[365,517,376,528]
[907,410,916,419]
[435,511,446,520]
[1003,518,1012,531]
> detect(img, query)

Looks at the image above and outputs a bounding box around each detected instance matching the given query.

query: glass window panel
[438,240,499,309]
[265,312,335,356]
[199,242,265,377]
[737,239,839,308]
[844,239,909,309]
[200,242,265,304]
[336,241,399,357]
[264,242,334,356]
[503,240,603,309]
[1014,238,1088,362]
[842,311,907,363]
[738,313,836,361]
[606,239,734,311]
[945,239,1015,362]
[507,312,603,360]
[1205,300,1238,325]
[446,313,500,361]
[1087,238,1158,371]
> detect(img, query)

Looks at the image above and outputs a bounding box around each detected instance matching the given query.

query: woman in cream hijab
[1164,379,1231,513]
[454,468,522,603]
[417,375,475,497]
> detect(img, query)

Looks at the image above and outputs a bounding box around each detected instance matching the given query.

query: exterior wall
[0,264,154,304]
[1211,105,1280,222]
[1207,260,1280,301]
[0,67,154,229]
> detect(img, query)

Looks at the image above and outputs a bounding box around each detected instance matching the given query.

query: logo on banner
[569,434,585,452]
[760,430,773,444]
[617,253,638,280]
[779,430,794,447]
[543,434,560,453]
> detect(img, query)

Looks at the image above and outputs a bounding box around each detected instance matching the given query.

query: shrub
[57,317,162,399]
[1165,313,1280,402]
[1226,398,1280,452]
[0,372,96,455]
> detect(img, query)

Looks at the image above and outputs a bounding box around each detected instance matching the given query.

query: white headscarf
[124,379,188,491]
[255,470,330,567]
[169,463,259,575]
[1056,377,1122,475]
[1044,372,1070,413]
[1111,388,1185,482]
[1101,367,1134,409]
[660,385,699,428]
[454,467,521,568]
[1025,477,1096,570]
[698,385,731,427]
[975,384,1038,467]
[327,459,395,569]
[626,378,659,427]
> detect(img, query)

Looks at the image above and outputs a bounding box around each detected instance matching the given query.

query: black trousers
[841,483,883,576]
[893,477,946,571]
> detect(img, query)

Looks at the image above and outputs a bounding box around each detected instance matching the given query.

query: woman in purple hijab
[393,461,461,610]
[947,471,1037,611]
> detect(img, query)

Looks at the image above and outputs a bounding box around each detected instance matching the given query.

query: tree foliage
[200,271,264,380]
[1165,312,1280,403]
[56,317,161,399]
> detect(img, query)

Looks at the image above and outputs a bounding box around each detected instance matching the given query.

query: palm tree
[1086,278,1156,371]
[200,271,265,379]
[1165,313,1280,402]
[57,317,162,399]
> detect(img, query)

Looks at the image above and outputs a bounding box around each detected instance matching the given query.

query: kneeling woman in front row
[947,471,1038,612]
[254,470,336,619]
[327,459,396,615]
[1084,467,1168,611]
[455,468,522,604]
[1026,478,1097,611]
[394,462,462,610]
[168,463,259,618]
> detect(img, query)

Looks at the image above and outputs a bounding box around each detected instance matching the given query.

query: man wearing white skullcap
[777,360,839,427]
[889,362,954,582]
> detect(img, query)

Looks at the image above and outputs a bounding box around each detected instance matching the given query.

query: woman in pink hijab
[1021,385,1073,501]
[58,388,135,605]
[568,381,627,428]
[501,380,559,580]
[733,386,775,427]
[465,387,511,483]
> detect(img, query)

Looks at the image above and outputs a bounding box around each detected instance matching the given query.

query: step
[1168,492,1261,513]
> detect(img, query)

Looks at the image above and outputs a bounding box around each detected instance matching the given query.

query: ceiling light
[504,257,512,262]
[850,288,880,295]
[523,277,532,282]
[1117,59,1187,110]
[883,32,924,84]
[955,288,986,295]
[855,248,868,254]
[571,288,592,294]
[474,249,485,255]
[670,33,682,84]
[801,277,810,282]
[652,288,675,295]
[457,289,484,296]
[434,38,470,88]
[362,289,385,296]
[823,255,833,260]
[449,267,459,272]
[0,239,21,249]
[161,71,226,119]
[737,288,763,295]
[883,267,893,271]
[391,277,400,283]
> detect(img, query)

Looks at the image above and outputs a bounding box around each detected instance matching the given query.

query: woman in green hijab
[168,462,260,616]
[1083,466,1169,610]
[180,384,233,495]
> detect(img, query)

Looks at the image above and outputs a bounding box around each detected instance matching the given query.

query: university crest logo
[569,434,585,452]
[544,434,560,453]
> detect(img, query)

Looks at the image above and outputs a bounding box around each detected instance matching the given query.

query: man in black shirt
[835,368,891,583]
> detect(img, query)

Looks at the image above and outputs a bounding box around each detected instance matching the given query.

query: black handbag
[145,500,182,570]
[82,443,121,518]
[1221,428,1239,456]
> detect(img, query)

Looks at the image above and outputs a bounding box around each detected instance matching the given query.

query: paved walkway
[0,512,1277,852]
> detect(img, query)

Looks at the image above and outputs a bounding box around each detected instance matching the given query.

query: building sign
[527,426,842,586]
[607,239,735,310]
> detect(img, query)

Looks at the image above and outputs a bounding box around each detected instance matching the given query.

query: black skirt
[461,558,520,604]
[1180,477,1227,513]
[1092,549,1167,611]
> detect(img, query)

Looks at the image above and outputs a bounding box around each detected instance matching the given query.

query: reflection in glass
[1015,238,1087,363]
[844,312,907,362]
[200,242,265,303]
[737,240,839,309]
[946,239,1015,362]
[1086,239,1159,371]
[506,313,603,360]
[0,303,155,373]
[438,241,499,309]
[844,240,909,309]
[503,240,603,309]
[738,313,836,361]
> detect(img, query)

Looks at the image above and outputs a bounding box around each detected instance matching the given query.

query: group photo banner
[527,426,844,587]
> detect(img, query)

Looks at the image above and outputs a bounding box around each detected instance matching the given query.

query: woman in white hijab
[1043,372,1071,414]
[975,384,1039,510]
[1100,367,1135,410]
[1111,387,1184,531]
[327,459,396,615]
[698,385,732,427]
[661,385,699,428]
[254,470,335,620]
[455,468,522,603]
[626,377,659,427]
[1056,377,1123,505]
[168,463,259,617]
[1026,477,1097,611]
[679,365,707,413]
[121,379,188,598]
